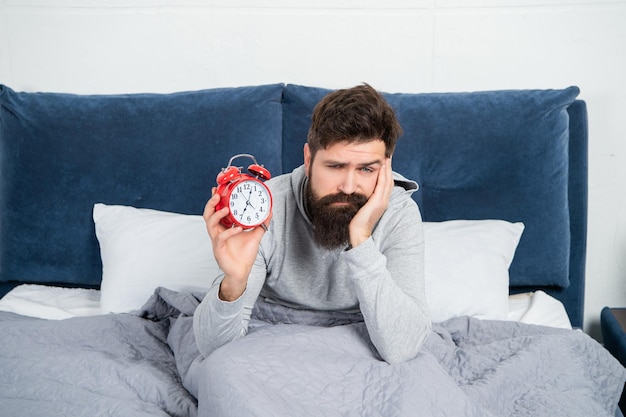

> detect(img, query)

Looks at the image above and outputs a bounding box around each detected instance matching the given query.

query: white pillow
[94,204,523,320]
[94,203,220,314]
[423,220,524,322]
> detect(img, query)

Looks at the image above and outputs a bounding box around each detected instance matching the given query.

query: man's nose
[338,172,356,195]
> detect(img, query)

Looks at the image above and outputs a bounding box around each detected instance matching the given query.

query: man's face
[304,140,387,249]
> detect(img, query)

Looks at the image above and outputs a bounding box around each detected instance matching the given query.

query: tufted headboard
[0,83,587,327]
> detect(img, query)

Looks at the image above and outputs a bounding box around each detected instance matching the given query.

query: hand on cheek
[349,158,393,248]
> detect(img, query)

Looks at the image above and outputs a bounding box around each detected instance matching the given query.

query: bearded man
[194,84,431,364]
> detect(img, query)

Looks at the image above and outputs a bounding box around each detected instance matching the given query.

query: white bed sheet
[0,284,572,329]
[508,290,572,329]
[0,284,101,319]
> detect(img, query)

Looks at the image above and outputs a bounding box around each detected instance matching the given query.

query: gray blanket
[0,289,199,417]
[1,287,625,417]
[184,295,626,417]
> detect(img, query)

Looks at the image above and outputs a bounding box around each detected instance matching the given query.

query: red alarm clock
[215,154,272,230]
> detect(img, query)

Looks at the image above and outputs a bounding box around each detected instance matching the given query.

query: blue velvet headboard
[0,83,587,327]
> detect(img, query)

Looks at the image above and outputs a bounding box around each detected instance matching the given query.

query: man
[193,84,431,364]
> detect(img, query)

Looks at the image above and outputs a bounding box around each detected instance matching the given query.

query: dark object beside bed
[602,307,626,413]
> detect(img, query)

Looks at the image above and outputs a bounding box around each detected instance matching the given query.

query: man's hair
[306,83,403,159]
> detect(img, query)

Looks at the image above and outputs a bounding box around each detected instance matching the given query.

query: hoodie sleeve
[343,196,431,364]
[192,251,267,358]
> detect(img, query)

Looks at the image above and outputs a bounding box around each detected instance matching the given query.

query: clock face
[228,179,272,228]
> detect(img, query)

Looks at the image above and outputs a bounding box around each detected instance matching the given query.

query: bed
[0,83,624,416]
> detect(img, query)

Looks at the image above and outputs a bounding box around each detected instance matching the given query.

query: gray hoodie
[193,165,431,364]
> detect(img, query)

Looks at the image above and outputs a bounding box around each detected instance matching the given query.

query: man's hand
[204,189,270,301]
[348,158,393,248]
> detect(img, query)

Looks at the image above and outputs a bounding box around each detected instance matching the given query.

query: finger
[205,206,230,240]
[207,206,230,228]
[203,192,221,220]
[372,159,392,201]
[383,158,394,195]
[215,224,244,245]
[377,158,393,198]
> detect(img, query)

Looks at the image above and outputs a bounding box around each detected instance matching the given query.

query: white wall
[1,0,625,339]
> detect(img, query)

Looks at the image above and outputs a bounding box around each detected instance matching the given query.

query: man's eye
[360,167,374,173]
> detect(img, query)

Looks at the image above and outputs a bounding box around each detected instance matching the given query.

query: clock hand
[236,186,255,220]
[239,200,249,219]
[245,187,257,210]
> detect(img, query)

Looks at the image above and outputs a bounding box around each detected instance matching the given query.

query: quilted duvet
[1,287,624,417]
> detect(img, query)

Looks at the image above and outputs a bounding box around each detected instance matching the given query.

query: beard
[306,181,368,250]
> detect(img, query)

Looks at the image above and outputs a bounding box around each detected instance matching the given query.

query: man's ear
[303,143,311,177]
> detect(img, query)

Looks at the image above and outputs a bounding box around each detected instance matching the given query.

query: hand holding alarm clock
[214,154,273,230]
